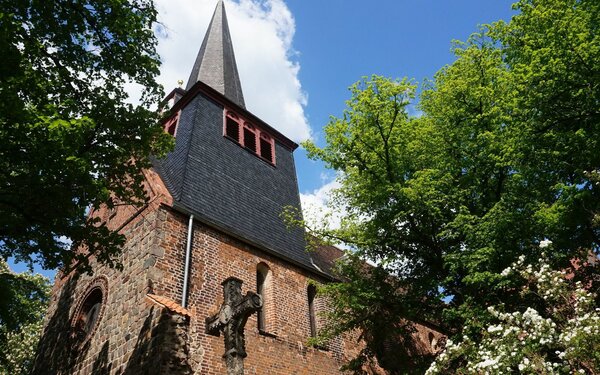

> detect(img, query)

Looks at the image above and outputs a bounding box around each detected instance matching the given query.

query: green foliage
[0,0,173,273]
[302,0,600,371]
[313,254,440,374]
[0,259,51,374]
[0,260,49,331]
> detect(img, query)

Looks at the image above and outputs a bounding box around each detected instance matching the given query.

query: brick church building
[33,1,440,374]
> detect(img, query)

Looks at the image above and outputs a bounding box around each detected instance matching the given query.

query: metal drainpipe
[181,214,194,308]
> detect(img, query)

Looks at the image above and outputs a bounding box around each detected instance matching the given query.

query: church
[33,1,439,374]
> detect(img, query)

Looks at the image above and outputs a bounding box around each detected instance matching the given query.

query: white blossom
[426,253,600,374]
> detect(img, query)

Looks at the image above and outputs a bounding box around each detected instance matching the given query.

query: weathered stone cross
[205,277,262,375]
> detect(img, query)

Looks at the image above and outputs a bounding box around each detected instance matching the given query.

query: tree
[301,0,599,371]
[0,259,50,374]
[0,0,172,273]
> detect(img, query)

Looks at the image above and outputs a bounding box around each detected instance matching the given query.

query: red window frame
[242,122,257,153]
[163,110,180,137]
[259,133,275,164]
[223,109,276,165]
[225,111,241,142]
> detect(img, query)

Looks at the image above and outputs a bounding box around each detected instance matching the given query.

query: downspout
[181,214,194,308]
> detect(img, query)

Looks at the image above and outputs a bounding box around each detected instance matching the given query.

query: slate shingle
[153,91,329,276]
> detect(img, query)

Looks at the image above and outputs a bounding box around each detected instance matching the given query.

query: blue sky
[286,0,515,193]
[9,0,516,278]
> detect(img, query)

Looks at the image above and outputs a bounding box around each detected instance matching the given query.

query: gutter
[181,214,194,308]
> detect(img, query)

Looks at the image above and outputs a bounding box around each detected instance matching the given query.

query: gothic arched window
[307,284,317,337]
[256,263,271,332]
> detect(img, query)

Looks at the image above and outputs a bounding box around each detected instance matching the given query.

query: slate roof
[308,237,346,277]
[154,84,335,279]
[186,0,245,108]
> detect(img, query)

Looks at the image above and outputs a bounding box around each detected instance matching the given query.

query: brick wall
[33,169,188,375]
[34,167,441,374]
[34,168,365,374]
[34,209,168,375]
[152,207,360,374]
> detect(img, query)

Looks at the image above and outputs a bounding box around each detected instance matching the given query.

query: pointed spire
[186,0,246,108]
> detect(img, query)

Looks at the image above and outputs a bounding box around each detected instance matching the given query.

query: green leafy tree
[0,259,50,374]
[0,0,172,273]
[301,0,599,371]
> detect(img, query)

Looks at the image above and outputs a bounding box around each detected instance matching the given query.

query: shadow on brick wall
[91,340,111,375]
[121,306,192,375]
[121,306,157,374]
[33,284,192,374]
[374,323,434,375]
[344,322,435,375]
[32,277,90,374]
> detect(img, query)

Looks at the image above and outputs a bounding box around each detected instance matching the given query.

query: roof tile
[146,293,192,317]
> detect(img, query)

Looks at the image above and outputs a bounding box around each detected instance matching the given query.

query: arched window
[256,263,271,332]
[429,332,439,352]
[71,277,108,345]
[164,111,180,136]
[307,284,317,337]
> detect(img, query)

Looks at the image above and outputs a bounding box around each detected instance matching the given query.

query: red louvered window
[223,109,276,165]
[259,134,274,163]
[225,112,240,142]
[243,124,257,153]
[164,111,180,136]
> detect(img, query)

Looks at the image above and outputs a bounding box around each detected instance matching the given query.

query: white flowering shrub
[0,259,50,375]
[0,320,44,374]
[426,250,600,374]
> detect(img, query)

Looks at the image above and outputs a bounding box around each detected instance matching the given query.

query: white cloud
[153,0,311,142]
[300,178,342,230]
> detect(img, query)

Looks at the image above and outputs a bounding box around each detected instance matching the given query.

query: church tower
[154,0,315,277]
[33,2,371,374]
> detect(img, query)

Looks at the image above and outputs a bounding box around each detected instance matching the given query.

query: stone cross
[205,277,262,375]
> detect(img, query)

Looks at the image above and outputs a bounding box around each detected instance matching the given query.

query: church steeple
[186,0,246,108]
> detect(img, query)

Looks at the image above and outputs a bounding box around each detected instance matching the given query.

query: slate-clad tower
[154,0,316,273]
